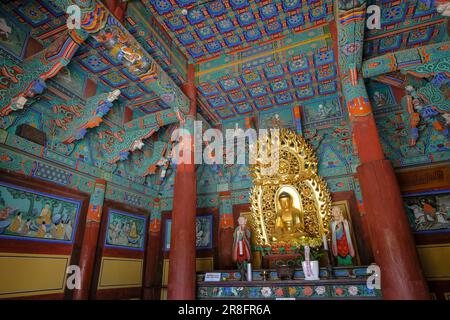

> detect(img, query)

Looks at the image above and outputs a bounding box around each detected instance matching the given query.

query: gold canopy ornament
[249,128,332,248]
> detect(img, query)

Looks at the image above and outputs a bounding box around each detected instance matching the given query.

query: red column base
[167,169,197,300]
[218,228,235,269]
[142,286,161,300]
[357,159,430,300]
[142,230,163,300]
[73,221,100,300]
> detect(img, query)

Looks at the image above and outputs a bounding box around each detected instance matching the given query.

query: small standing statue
[330,206,355,266]
[232,216,252,281]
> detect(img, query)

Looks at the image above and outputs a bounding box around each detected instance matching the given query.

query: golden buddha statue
[250,128,332,248]
[275,191,303,235]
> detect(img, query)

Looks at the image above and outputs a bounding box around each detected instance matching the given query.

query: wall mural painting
[0,14,29,58]
[105,210,146,250]
[196,215,213,249]
[259,108,292,130]
[52,64,87,98]
[366,82,399,114]
[164,215,213,251]
[0,181,81,243]
[404,191,450,232]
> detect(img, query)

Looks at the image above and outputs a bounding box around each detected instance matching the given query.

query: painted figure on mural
[129,221,138,239]
[263,113,283,128]
[0,14,30,59]
[405,86,421,147]
[37,203,52,225]
[330,206,355,266]
[7,211,21,232]
[0,206,14,220]
[55,221,65,239]
[0,18,11,41]
[37,221,47,238]
[117,223,128,244]
[21,219,31,235]
[110,221,122,242]
[109,221,121,243]
[405,193,450,231]
[232,216,252,281]
[315,101,340,120]
[64,220,73,241]
[196,217,212,248]
[405,85,450,147]
[372,91,388,107]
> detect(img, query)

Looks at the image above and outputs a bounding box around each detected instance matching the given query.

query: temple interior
[0,0,449,300]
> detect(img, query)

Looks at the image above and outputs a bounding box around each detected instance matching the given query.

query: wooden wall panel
[0,170,89,299]
[97,257,143,289]
[0,253,70,299]
[161,208,219,263]
[90,200,149,300]
[158,208,219,299]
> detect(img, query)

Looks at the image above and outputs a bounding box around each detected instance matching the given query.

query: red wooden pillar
[329,7,430,298]
[167,64,197,300]
[350,108,430,299]
[218,191,234,269]
[357,159,430,299]
[73,179,106,300]
[103,0,128,21]
[143,198,163,299]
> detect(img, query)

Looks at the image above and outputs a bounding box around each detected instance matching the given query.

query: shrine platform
[196,266,382,300]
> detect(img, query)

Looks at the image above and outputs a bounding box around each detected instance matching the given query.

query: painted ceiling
[144,0,333,62]
[0,0,446,125]
[197,26,339,123]
[0,0,448,199]
[364,0,447,57]
[180,0,446,123]
[0,0,187,119]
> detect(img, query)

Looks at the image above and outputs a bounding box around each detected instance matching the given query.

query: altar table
[196,266,382,300]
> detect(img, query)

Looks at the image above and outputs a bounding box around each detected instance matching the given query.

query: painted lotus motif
[348,286,359,296]
[315,286,326,295]
[261,287,272,297]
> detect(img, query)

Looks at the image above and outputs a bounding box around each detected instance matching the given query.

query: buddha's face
[279,193,292,210]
